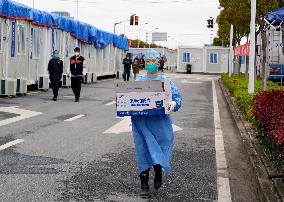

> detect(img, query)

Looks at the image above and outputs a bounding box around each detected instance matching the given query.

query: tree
[279,0,284,6]
[217,0,251,76]
[212,37,230,46]
[217,0,279,90]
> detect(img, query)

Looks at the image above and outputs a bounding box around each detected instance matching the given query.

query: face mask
[53,54,59,59]
[145,62,159,74]
[75,52,80,56]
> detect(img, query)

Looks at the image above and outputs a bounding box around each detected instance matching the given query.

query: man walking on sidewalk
[48,50,63,101]
[70,47,85,102]
[122,53,132,81]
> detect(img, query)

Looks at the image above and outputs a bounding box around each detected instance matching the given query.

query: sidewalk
[215,80,262,202]
[218,79,284,202]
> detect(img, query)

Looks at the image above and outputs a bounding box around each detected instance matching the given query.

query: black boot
[140,169,150,198]
[154,164,163,190]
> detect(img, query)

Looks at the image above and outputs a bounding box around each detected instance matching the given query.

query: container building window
[17,24,26,55]
[182,52,190,63]
[209,53,218,64]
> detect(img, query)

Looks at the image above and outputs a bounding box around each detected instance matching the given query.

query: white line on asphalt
[212,80,232,202]
[103,116,182,134]
[105,101,116,106]
[0,106,42,127]
[26,91,40,95]
[64,114,85,122]
[63,96,74,98]
[0,139,24,152]
[181,79,204,84]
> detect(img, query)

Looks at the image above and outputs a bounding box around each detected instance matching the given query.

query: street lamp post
[114,14,135,35]
[248,0,256,94]
[137,22,149,48]
[229,24,234,77]
[114,21,125,34]
[76,0,79,20]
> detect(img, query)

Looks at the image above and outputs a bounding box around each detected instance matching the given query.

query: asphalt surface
[0,73,258,202]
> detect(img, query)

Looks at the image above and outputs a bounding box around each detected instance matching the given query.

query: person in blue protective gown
[131,49,182,198]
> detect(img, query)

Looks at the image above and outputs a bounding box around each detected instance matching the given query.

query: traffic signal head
[135,16,139,26]
[207,19,214,29]
[207,20,211,28]
[130,16,134,26]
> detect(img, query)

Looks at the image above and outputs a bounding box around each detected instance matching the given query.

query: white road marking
[104,117,132,134]
[105,101,116,106]
[172,124,183,132]
[26,91,40,95]
[0,139,24,151]
[181,79,203,84]
[104,116,182,134]
[64,114,85,122]
[63,96,75,98]
[0,106,42,127]
[212,80,232,202]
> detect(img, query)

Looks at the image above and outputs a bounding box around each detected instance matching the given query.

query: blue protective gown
[131,74,182,174]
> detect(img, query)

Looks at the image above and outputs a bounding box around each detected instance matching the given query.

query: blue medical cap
[145,49,161,60]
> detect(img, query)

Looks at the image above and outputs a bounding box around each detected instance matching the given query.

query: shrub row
[221,74,284,156]
[253,91,284,150]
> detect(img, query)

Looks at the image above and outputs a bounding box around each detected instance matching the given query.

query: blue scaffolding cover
[267,7,284,25]
[0,0,129,51]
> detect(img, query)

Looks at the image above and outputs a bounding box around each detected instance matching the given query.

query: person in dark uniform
[48,50,63,101]
[70,47,85,102]
[122,54,132,81]
[159,56,165,73]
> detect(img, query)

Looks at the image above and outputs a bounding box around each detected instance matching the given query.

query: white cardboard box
[116,80,172,116]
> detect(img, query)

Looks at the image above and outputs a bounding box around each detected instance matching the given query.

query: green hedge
[221,74,283,123]
[222,74,284,171]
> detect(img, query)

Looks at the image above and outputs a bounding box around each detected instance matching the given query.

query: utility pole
[33,0,35,8]
[229,24,234,77]
[137,27,140,48]
[145,32,148,48]
[248,0,256,94]
[76,0,79,20]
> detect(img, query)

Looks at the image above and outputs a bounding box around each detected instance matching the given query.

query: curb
[218,79,282,202]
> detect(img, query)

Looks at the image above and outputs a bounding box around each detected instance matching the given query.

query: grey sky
[14,0,220,48]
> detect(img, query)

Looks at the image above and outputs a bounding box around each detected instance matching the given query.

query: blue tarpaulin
[267,7,284,25]
[0,0,129,51]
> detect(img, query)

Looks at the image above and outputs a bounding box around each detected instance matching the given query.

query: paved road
[0,73,259,202]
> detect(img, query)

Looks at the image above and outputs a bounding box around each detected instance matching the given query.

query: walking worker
[70,47,85,102]
[131,49,182,198]
[159,56,165,72]
[122,53,132,81]
[132,58,141,80]
[48,50,63,101]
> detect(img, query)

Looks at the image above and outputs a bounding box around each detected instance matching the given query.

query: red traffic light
[135,16,139,26]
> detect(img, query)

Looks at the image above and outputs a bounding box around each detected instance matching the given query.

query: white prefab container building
[177,46,229,73]
[128,48,177,69]
[256,29,284,69]
[0,0,128,88]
